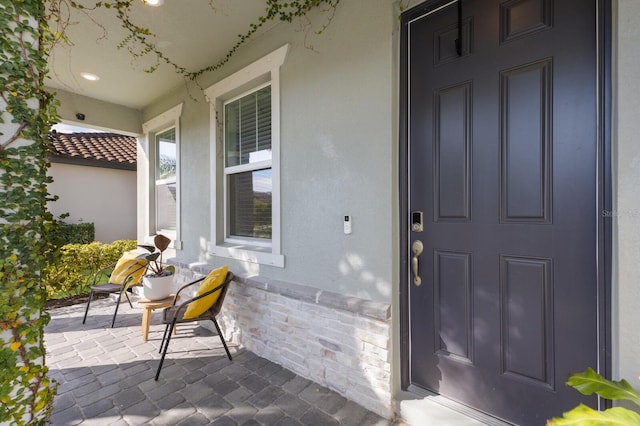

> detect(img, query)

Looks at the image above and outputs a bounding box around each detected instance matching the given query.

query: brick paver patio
[45,298,394,425]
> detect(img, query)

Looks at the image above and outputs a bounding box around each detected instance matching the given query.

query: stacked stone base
[172,261,392,418]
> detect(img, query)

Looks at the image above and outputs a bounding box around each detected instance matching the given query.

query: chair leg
[124,290,134,309]
[159,323,171,354]
[111,291,123,328]
[82,290,95,324]
[155,318,177,381]
[211,318,232,361]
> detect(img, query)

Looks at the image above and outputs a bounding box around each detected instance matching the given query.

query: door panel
[434,82,472,221]
[500,255,553,387]
[500,59,552,222]
[404,0,601,424]
[434,250,473,362]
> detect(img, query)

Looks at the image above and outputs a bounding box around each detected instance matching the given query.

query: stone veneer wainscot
[171,260,392,418]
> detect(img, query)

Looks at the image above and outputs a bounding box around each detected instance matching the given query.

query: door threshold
[396,387,514,426]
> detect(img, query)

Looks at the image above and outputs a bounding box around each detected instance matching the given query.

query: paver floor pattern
[45,298,393,426]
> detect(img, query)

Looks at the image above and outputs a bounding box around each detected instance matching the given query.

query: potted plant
[137,234,176,301]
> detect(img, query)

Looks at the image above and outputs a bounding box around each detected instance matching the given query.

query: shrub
[52,222,95,245]
[44,240,138,300]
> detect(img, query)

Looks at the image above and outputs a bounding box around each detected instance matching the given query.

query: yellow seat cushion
[183,265,228,319]
[110,251,148,285]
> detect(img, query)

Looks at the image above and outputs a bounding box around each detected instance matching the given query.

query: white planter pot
[141,274,174,301]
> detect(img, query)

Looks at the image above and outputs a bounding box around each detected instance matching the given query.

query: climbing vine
[0,0,59,423]
[53,0,340,81]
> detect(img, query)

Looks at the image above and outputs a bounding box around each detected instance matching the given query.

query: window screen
[224,85,272,240]
[155,128,176,232]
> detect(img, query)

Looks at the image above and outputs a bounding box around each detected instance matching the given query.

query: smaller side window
[155,127,177,234]
[142,103,182,248]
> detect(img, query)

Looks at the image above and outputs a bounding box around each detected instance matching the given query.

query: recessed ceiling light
[80,72,100,81]
[143,0,164,6]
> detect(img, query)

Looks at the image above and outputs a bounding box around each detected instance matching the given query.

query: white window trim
[142,103,183,250]
[205,44,289,268]
[223,84,272,245]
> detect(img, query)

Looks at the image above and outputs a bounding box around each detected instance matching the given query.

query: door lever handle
[411,240,424,286]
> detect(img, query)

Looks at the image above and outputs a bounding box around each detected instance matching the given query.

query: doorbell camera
[344,215,352,234]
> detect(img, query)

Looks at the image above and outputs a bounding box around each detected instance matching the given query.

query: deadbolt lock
[411,211,424,232]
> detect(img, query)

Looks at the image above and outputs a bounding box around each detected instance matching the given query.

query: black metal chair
[155,271,234,381]
[82,256,147,328]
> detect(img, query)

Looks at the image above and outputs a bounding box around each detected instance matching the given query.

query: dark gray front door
[403,0,604,424]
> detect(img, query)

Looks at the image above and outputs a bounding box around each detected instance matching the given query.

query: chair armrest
[92,263,117,286]
[171,276,206,305]
[173,272,233,317]
[173,281,227,318]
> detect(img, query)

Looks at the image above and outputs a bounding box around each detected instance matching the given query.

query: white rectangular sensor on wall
[344,215,352,234]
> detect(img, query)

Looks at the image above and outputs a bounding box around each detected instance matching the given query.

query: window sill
[209,242,284,268]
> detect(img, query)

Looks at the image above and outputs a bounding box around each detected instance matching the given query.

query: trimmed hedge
[44,240,138,300]
[52,222,95,245]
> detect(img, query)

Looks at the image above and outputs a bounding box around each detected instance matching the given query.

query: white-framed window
[205,45,288,267]
[142,103,183,248]
[224,84,272,243]
[155,127,177,235]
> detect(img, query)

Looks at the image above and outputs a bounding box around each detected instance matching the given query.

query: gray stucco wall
[140,0,397,304]
[614,0,640,390]
[50,88,143,136]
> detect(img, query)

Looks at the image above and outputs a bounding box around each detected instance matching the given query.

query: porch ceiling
[46,0,269,110]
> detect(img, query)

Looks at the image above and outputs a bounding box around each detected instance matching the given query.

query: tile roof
[49,132,137,171]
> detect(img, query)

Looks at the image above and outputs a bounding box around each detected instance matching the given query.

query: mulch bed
[44,293,109,310]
